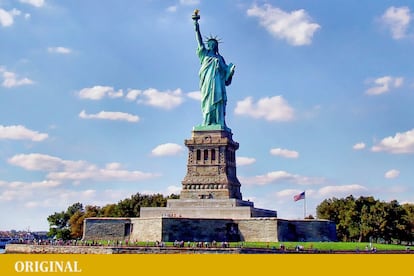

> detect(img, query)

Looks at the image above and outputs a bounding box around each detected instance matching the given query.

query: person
[193,10,235,128]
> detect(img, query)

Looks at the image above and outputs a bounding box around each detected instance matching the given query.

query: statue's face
[207,40,218,52]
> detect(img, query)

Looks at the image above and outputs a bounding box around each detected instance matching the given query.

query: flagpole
[294,191,306,218]
[303,194,306,219]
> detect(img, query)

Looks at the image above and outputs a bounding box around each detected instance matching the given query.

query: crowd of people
[13,238,233,249]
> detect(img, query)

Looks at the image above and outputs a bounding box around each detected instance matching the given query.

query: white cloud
[179,0,199,5]
[166,185,181,194]
[20,188,104,209]
[187,91,201,101]
[0,180,60,191]
[234,96,294,121]
[8,153,67,171]
[166,6,177,13]
[165,0,198,13]
[78,85,123,100]
[105,162,122,170]
[151,143,183,156]
[275,189,302,198]
[365,76,404,95]
[247,4,320,46]
[30,180,61,189]
[0,184,95,208]
[353,142,366,150]
[139,88,184,109]
[0,189,22,201]
[48,169,155,182]
[236,156,256,166]
[84,87,185,109]
[318,184,368,197]
[242,170,325,186]
[48,47,72,54]
[372,129,414,154]
[0,67,33,88]
[125,89,142,101]
[8,153,158,182]
[385,169,400,179]
[20,0,45,7]
[381,6,411,39]
[270,148,299,158]
[0,125,48,141]
[0,185,137,230]
[79,110,139,123]
[0,8,21,27]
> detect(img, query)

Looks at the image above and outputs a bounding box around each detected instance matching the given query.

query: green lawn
[90,240,410,252]
[229,241,410,252]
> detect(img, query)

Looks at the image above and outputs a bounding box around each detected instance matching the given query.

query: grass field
[228,241,410,252]
[92,240,411,252]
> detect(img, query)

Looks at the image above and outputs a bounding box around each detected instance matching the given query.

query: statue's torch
[192,9,200,21]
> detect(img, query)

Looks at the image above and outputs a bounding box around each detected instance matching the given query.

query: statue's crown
[205,35,222,44]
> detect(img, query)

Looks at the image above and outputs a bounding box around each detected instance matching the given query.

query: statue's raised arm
[192,10,203,48]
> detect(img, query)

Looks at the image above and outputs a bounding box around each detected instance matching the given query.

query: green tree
[402,203,414,244]
[355,196,377,242]
[47,211,70,240]
[317,196,357,241]
[316,197,340,222]
[47,193,179,240]
[68,205,103,239]
[317,196,413,243]
[47,202,83,240]
[168,194,180,200]
[100,204,117,217]
[113,193,170,217]
[67,202,83,217]
[383,200,409,244]
[69,210,84,239]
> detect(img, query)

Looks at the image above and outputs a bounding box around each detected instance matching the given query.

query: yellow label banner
[0,254,412,275]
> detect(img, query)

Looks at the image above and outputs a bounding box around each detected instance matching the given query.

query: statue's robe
[197,45,233,127]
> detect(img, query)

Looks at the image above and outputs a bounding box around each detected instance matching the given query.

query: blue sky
[1,0,414,231]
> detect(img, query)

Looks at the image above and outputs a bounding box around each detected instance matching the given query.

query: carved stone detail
[181,130,242,200]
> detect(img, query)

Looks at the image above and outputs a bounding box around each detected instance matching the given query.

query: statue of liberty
[192,10,235,130]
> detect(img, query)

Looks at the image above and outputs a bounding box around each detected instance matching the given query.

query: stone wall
[140,206,255,219]
[83,217,337,243]
[130,218,162,242]
[140,199,276,219]
[250,208,277,218]
[6,244,113,254]
[277,219,337,242]
[161,218,235,242]
[83,218,131,241]
[132,217,279,242]
[236,218,278,242]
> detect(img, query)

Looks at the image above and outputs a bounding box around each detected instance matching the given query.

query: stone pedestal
[140,198,276,219]
[180,129,242,200]
[80,124,336,243]
[140,128,277,220]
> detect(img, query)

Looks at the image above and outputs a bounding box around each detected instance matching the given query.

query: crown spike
[204,34,223,44]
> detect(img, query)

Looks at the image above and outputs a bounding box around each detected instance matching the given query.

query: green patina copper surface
[192,10,235,130]
[193,123,231,132]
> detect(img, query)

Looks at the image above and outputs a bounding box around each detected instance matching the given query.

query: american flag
[293,191,305,201]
